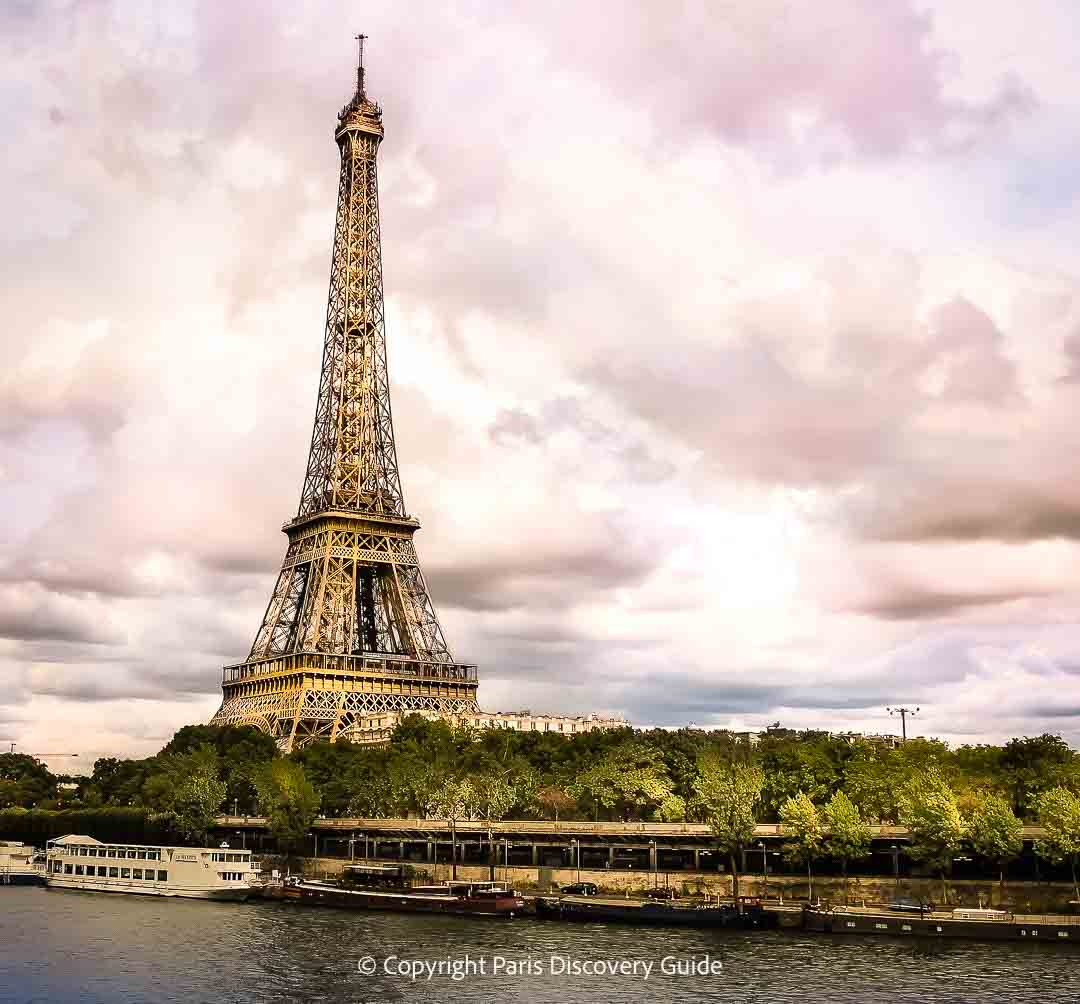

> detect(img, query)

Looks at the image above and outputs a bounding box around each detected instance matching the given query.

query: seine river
[2,887,1075,1003]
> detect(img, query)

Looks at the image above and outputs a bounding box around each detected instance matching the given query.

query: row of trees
[10,724,1079,824]
[4,721,1080,890]
[698,758,1080,905]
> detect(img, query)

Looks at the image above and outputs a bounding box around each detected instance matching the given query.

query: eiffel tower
[210,38,480,751]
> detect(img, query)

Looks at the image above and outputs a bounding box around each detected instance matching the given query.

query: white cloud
[3,0,1080,756]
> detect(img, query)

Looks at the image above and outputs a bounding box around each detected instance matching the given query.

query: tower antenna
[355,33,367,98]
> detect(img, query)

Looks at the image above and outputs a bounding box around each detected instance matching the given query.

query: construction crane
[4,743,79,758]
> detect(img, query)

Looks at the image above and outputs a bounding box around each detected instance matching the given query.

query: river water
[1,887,1074,1003]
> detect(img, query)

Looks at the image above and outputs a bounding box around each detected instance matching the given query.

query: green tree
[692,754,763,910]
[967,793,1023,904]
[0,755,58,808]
[1033,786,1080,901]
[1000,735,1078,819]
[822,790,872,901]
[898,768,966,904]
[254,759,321,856]
[568,743,675,822]
[757,733,848,820]
[844,739,951,823]
[343,749,402,818]
[89,757,153,807]
[953,744,1008,813]
[779,792,823,902]
[292,741,370,817]
[146,744,227,843]
[430,776,474,880]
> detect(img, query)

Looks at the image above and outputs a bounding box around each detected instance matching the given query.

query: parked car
[888,896,934,913]
[561,882,599,896]
[642,888,676,901]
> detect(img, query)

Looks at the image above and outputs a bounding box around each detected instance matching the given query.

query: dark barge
[803,905,1080,943]
[275,864,526,918]
[536,894,779,929]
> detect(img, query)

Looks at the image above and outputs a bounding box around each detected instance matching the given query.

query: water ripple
[1,888,1076,1004]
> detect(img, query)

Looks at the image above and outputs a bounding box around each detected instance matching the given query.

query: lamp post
[886,706,919,742]
[503,839,510,882]
[570,838,580,882]
[650,839,657,890]
[758,841,768,900]
[890,843,901,893]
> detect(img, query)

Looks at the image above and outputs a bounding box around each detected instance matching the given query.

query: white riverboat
[46,835,259,901]
[1,841,45,886]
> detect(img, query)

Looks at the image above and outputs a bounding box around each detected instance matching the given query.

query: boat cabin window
[75,865,84,875]
[157,870,167,882]
[97,866,107,877]
[109,868,119,878]
[132,869,142,879]
[121,868,131,879]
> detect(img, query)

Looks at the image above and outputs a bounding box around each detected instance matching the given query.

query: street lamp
[890,843,901,893]
[570,838,580,882]
[887,706,920,742]
[649,839,657,890]
[758,841,768,900]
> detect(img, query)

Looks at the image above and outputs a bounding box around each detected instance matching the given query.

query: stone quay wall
[296,856,1079,914]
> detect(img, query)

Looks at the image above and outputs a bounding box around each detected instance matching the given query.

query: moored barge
[277,863,526,918]
[536,894,779,929]
[803,905,1080,943]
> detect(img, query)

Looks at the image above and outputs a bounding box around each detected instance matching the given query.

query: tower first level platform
[214,651,479,748]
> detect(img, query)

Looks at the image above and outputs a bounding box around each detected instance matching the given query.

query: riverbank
[294,855,1080,913]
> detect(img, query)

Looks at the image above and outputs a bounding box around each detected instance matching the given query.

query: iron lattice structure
[210,48,479,750]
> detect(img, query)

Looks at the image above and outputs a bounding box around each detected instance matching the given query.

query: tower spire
[355,33,367,99]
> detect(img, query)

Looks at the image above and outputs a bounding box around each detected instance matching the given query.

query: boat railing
[1012,912,1080,926]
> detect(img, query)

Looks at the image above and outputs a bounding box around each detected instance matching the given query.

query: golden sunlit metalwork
[210,44,480,750]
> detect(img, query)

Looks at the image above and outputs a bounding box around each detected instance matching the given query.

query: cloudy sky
[5,1,1080,767]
